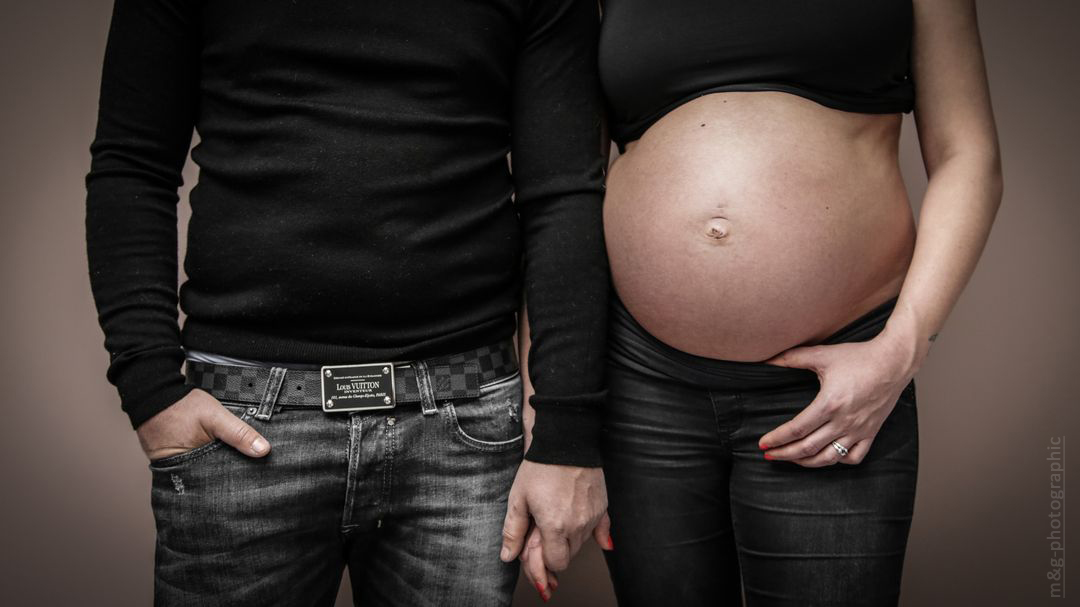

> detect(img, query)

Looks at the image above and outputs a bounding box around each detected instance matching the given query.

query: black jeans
[148,352,525,606]
[601,295,919,607]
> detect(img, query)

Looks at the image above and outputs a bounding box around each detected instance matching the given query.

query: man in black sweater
[85,0,610,604]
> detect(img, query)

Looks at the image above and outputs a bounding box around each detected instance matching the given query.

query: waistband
[609,294,898,391]
[184,338,518,410]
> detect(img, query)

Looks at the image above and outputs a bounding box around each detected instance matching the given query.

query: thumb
[764,345,828,371]
[501,495,530,562]
[593,512,613,551]
[214,409,270,457]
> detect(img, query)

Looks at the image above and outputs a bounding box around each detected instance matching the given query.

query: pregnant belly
[603,92,917,361]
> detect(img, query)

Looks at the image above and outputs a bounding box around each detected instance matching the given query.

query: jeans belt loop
[412,360,439,417]
[256,366,287,421]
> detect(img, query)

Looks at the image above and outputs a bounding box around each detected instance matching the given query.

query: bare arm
[883,0,1004,366]
[760,0,1003,464]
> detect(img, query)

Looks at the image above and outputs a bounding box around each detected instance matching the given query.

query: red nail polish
[608,536,615,550]
[759,443,769,450]
[763,453,773,460]
[535,582,545,594]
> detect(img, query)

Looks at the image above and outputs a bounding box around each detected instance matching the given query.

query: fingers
[839,437,872,465]
[763,421,843,462]
[758,392,832,451]
[593,512,614,551]
[214,406,269,457]
[540,527,572,572]
[763,344,830,370]
[500,495,530,562]
[520,527,554,602]
[790,434,854,468]
[506,462,607,574]
[777,435,874,468]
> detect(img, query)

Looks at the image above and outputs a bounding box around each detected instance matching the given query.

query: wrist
[111,348,194,430]
[877,315,930,378]
[523,390,605,467]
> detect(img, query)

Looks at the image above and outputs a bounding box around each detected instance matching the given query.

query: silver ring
[831,441,849,457]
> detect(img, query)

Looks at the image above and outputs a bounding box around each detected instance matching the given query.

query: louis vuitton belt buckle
[320,362,397,412]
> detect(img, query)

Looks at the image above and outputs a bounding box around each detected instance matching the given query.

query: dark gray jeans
[602,294,919,607]
[148,364,525,606]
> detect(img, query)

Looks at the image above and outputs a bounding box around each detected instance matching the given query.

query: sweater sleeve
[85,0,201,430]
[511,0,610,467]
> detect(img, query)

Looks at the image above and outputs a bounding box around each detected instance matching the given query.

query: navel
[704,217,731,240]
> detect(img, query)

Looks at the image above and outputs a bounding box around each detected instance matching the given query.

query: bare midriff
[604,91,916,361]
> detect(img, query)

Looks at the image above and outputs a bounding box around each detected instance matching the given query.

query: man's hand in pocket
[135,389,270,462]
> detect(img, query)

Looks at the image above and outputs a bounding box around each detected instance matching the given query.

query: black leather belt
[184,339,518,413]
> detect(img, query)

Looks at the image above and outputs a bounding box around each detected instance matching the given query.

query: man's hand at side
[500,459,610,573]
[135,388,270,463]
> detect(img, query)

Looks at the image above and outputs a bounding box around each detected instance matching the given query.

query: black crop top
[598,0,915,147]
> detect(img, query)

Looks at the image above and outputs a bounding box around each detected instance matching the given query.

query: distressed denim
[148,366,525,606]
[601,295,919,607]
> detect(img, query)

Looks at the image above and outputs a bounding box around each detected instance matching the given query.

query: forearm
[518,196,608,466]
[511,0,609,467]
[87,177,193,429]
[880,152,1003,371]
[86,0,200,429]
[879,0,1004,373]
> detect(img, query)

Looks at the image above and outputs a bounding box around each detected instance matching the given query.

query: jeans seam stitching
[445,403,524,452]
[707,390,726,443]
[383,416,395,508]
[477,370,521,391]
[341,415,360,530]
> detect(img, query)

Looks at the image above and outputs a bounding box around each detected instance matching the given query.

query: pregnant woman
[594,0,1001,605]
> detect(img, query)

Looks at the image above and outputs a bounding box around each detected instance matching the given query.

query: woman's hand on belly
[756,331,919,467]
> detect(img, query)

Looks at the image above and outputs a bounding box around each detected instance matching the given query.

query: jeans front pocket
[443,372,524,453]
[147,402,256,471]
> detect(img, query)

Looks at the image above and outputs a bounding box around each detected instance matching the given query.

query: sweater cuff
[111,348,196,431]
[524,389,606,467]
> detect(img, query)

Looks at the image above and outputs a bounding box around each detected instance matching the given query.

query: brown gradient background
[2,1,1077,605]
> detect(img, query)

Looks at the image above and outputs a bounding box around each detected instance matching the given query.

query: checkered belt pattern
[184,339,518,408]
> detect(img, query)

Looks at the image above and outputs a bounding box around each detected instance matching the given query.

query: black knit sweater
[85,0,609,466]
